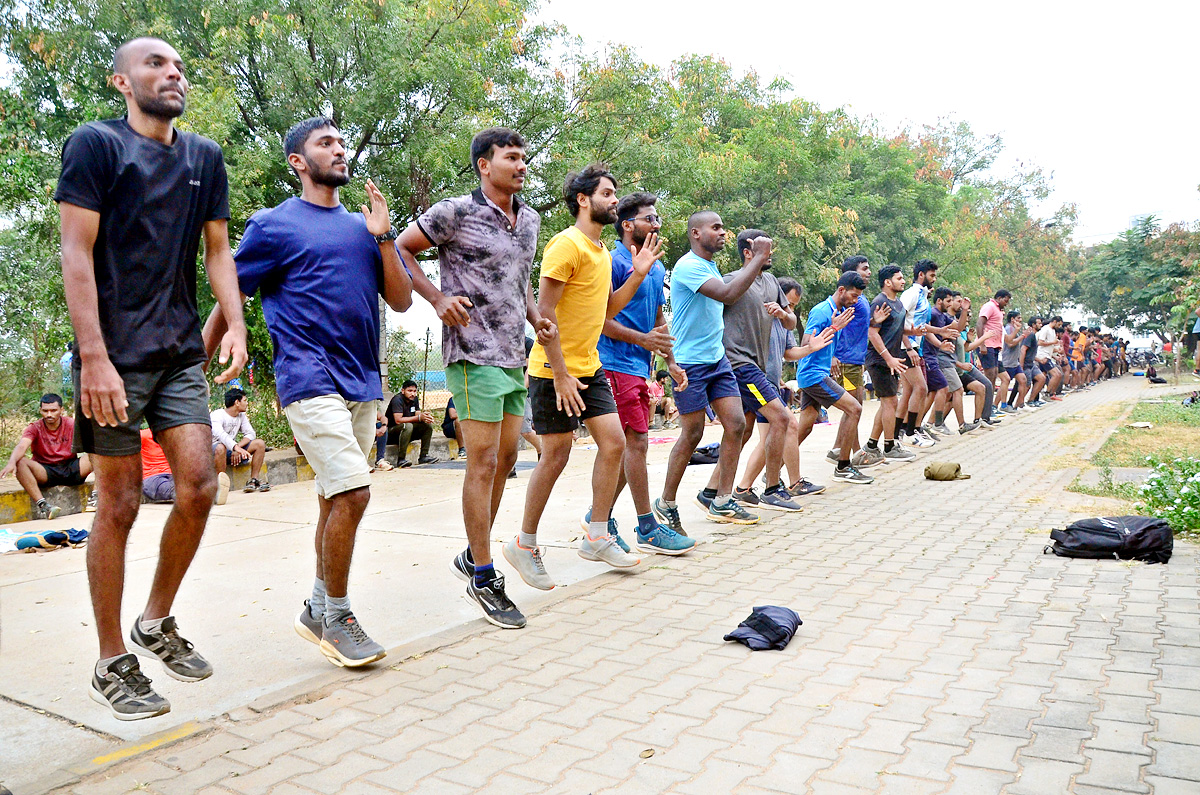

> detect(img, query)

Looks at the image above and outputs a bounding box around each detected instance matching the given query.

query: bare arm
[1,437,33,478]
[696,236,771,305]
[202,219,249,385]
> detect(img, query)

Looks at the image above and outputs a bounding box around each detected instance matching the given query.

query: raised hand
[436,295,473,327]
[872,302,892,325]
[360,179,392,237]
[642,323,674,355]
[630,232,663,276]
[749,236,773,265]
[831,306,855,331]
[809,326,837,352]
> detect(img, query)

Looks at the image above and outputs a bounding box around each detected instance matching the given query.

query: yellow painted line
[87,721,206,767]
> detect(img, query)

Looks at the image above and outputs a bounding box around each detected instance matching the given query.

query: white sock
[310,578,327,617]
[588,520,608,541]
[519,531,538,549]
[138,615,165,634]
[96,654,125,676]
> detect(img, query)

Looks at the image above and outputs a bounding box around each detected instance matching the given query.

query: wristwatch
[374,227,398,243]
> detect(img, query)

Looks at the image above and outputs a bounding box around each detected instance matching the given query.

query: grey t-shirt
[865,293,906,366]
[1001,323,1021,368]
[766,318,798,386]
[721,271,787,371]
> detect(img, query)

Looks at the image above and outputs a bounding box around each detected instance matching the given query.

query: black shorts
[798,376,846,410]
[866,363,899,398]
[528,369,618,434]
[42,457,85,487]
[73,362,210,457]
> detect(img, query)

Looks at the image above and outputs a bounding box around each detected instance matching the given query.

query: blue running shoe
[581,508,630,553]
[636,523,696,556]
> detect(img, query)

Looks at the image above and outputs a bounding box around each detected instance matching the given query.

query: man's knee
[249,438,266,452]
[625,431,649,458]
[174,466,218,507]
[331,486,371,515]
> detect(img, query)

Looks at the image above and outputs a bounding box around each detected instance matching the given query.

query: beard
[132,83,185,120]
[306,157,351,188]
[590,204,618,226]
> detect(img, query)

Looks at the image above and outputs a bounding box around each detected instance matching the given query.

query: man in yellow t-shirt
[509,163,662,588]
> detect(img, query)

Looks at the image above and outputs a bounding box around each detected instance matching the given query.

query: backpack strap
[742,612,788,646]
[1050,528,1068,543]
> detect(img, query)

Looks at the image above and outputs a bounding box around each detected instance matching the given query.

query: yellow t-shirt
[528,225,611,379]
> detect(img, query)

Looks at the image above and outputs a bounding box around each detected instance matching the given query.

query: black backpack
[1045,516,1173,564]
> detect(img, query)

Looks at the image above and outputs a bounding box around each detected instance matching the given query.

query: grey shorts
[142,473,176,503]
[521,395,534,434]
[936,354,963,392]
[73,362,210,457]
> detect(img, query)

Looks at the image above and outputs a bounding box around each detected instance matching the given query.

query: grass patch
[1042,453,1090,471]
[1092,425,1200,467]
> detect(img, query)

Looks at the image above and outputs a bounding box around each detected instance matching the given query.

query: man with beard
[57,38,248,720]
[205,117,414,666]
[863,265,917,462]
[653,212,770,533]
[977,289,1011,411]
[827,256,877,467]
[518,165,661,585]
[896,259,940,446]
[593,192,694,555]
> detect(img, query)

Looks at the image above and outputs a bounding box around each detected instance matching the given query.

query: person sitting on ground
[1,393,94,519]
[211,388,270,492]
[442,396,466,459]
[142,428,226,504]
[372,405,394,471]
[386,379,440,465]
[648,369,678,428]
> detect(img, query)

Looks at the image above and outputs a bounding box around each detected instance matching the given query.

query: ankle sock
[324,595,350,625]
[473,562,496,588]
[588,520,608,541]
[866,438,879,450]
[518,531,538,549]
[701,487,717,498]
[884,439,895,452]
[96,654,125,676]
[636,513,657,535]
[837,459,850,471]
[310,578,327,617]
[138,615,165,635]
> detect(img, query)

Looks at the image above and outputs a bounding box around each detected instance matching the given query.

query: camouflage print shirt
[416,189,541,369]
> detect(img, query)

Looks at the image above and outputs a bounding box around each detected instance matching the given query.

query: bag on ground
[924,461,970,481]
[689,442,720,466]
[1044,516,1172,564]
[723,606,802,651]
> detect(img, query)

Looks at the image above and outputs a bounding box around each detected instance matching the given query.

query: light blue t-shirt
[669,250,726,365]
[1193,314,1200,333]
[795,297,838,388]
[597,241,666,378]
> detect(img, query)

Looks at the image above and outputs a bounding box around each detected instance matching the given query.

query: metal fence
[385,327,451,415]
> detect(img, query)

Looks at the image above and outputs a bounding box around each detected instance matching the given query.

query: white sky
[398,0,1200,339]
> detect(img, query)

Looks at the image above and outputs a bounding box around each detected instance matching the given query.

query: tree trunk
[1171,330,1182,385]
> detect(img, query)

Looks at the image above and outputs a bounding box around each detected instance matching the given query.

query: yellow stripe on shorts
[748,383,767,405]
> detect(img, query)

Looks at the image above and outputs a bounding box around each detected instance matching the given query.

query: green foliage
[1136,456,1200,534]
[385,327,424,393]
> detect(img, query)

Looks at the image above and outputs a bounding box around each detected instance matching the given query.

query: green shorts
[841,363,864,391]
[446,362,527,423]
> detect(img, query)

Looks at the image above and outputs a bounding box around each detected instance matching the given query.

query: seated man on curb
[648,370,678,428]
[1,393,93,519]
[211,388,270,493]
[386,379,441,465]
[443,397,465,459]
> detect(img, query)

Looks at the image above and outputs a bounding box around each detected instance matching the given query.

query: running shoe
[295,600,323,645]
[37,501,61,520]
[833,465,874,484]
[759,486,804,512]
[374,459,395,471]
[457,447,467,459]
[466,573,526,629]
[851,447,885,469]
[981,416,1003,427]
[581,508,630,553]
[636,523,696,556]
[90,654,170,721]
[909,430,937,447]
[450,547,473,582]
[418,455,442,465]
[883,444,917,462]
[578,534,641,568]
[706,498,759,524]
[694,489,717,511]
[503,537,556,590]
[787,478,826,497]
[931,423,953,437]
[825,448,841,463]
[732,486,761,506]
[1049,395,1063,401]
[129,615,213,682]
[959,420,980,434]
[652,497,687,537]
[84,490,97,513]
[215,472,230,505]
[319,611,386,667]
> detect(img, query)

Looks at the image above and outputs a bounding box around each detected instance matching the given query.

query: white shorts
[284,394,376,498]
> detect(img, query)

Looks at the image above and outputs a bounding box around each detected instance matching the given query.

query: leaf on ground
[639,748,655,758]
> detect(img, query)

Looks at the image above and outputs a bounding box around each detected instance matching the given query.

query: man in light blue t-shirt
[654,211,771,532]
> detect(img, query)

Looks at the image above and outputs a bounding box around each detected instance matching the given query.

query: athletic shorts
[606,369,651,434]
[923,354,949,391]
[937,354,963,392]
[1005,366,1023,379]
[959,366,989,389]
[674,358,739,416]
[799,376,845,410]
[733,364,781,416]
[1039,360,1056,374]
[212,443,238,465]
[528,368,617,435]
[142,473,176,503]
[840,363,864,391]
[977,348,999,370]
[866,363,899,398]
[73,361,210,457]
[1069,360,1078,371]
[41,457,85,487]
[1024,366,1041,385]
[445,362,526,423]
[284,394,375,498]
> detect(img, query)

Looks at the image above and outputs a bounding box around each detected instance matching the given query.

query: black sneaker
[467,573,526,629]
[129,615,213,682]
[788,479,826,497]
[732,486,760,506]
[833,465,874,485]
[244,477,261,493]
[418,455,442,465]
[694,489,717,511]
[652,498,687,537]
[90,654,170,721]
[706,498,759,524]
[450,547,473,582]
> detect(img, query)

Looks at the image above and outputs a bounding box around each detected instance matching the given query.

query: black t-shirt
[55,118,230,371]
[386,393,419,428]
[1021,332,1039,368]
[865,293,907,366]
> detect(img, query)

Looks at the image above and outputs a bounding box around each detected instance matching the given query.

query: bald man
[57,36,247,720]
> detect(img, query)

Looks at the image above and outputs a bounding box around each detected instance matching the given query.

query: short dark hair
[1006,310,1021,322]
[933,286,953,303]
[1029,316,1042,325]
[284,117,336,174]
[878,264,901,287]
[655,369,670,381]
[40,393,63,407]
[615,192,658,236]
[470,127,525,178]
[778,277,801,297]
[113,37,170,73]
[837,272,867,291]
[224,388,246,408]
[402,379,418,390]
[994,289,1012,299]
[563,163,616,217]
[842,255,868,273]
[913,258,938,279]
[1051,315,1062,323]
[736,229,769,262]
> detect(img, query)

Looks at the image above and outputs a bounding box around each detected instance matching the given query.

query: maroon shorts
[606,370,650,434]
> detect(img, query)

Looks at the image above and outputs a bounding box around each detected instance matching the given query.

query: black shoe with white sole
[833,465,874,485]
[90,653,170,721]
[129,615,213,682]
[467,573,526,629]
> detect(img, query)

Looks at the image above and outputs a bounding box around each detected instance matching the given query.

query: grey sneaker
[652,498,687,537]
[694,490,716,511]
[707,498,759,524]
[851,448,885,469]
[825,448,841,463]
[759,486,804,512]
[578,534,641,568]
[466,573,526,629]
[883,444,917,463]
[932,423,953,437]
[319,611,386,667]
[833,465,875,485]
[787,478,826,497]
[129,615,213,682]
[732,486,761,506]
[581,508,630,553]
[90,654,170,721]
[959,420,980,434]
[294,601,322,645]
[503,537,556,590]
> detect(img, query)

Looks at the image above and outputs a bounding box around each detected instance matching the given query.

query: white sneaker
[908,432,936,448]
[502,538,556,590]
[215,472,230,505]
[578,534,641,568]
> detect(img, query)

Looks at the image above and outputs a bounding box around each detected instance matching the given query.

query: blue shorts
[733,364,781,416]
[798,376,845,410]
[923,353,948,391]
[674,357,740,415]
[977,348,999,370]
[1005,366,1023,379]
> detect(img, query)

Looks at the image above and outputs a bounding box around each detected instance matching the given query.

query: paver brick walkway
[51,378,1200,794]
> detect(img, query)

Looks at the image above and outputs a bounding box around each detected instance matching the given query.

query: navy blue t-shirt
[235,197,384,406]
[598,241,666,378]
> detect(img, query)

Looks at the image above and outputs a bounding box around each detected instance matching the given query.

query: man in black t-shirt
[56,37,247,722]
[863,265,917,463]
[386,380,439,465]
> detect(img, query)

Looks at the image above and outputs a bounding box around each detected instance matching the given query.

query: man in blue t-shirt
[205,117,413,668]
[597,193,693,555]
[794,272,874,484]
[656,211,770,531]
[829,255,877,467]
